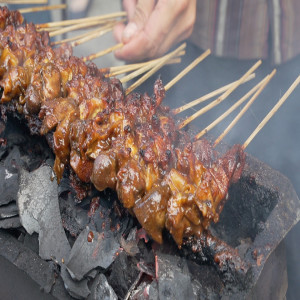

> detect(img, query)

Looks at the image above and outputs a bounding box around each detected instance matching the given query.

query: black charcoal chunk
[23,232,39,254]
[0,216,21,228]
[108,251,139,299]
[61,265,90,300]
[0,167,19,205]
[66,227,120,281]
[18,166,71,264]
[60,193,89,237]
[87,273,117,300]
[4,146,24,172]
[0,230,71,300]
[157,253,197,300]
[0,201,18,218]
[0,164,19,206]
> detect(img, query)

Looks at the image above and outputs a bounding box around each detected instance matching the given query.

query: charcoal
[0,201,18,218]
[88,191,132,236]
[149,281,159,300]
[23,232,39,255]
[0,229,72,300]
[86,269,98,279]
[0,216,21,229]
[108,251,140,299]
[3,146,24,172]
[130,281,150,299]
[156,253,197,300]
[187,260,222,300]
[120,228,140,257]
[66,227,120,281]
[60,193,89,237]
[0,163,19,206]
[87,273,118,300]
[18,166,71,263]
[61,265,90,299]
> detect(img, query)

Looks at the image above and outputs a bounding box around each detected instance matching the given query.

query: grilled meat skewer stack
[0,7,245,247]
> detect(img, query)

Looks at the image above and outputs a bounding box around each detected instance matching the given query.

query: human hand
[114,0,196,62]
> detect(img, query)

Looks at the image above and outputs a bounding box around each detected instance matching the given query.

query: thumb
[122,0,156,43]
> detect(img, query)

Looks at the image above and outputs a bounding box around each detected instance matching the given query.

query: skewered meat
[0,7,245,246]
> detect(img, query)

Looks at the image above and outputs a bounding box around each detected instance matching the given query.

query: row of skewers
[0,4,299,252]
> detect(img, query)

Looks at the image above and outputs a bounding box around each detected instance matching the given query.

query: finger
[115,0,196,61]
[116,0,184,60]
[123,0,137,20]
[122,0,156,43]
[113,22,126,43]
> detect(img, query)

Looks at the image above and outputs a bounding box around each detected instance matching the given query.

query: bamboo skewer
[242,75,300,149]
[213,70,276,146]
[108,58,182,77]
[120,50,185,84]
[18,4,66,14]
[125,43,187,95]
[36,12,127,29]
[3,0,47,3]
[51,27,101,46]
[105,54,184,77]
[70,24,116,48]
[172,74,255,115]
[178,60,262,129]
[82,43,124,62]
[164,49,211,91]
[49,19,116,38]
[51,23,116,46]
[195,70,275,143]
[195,73,272,141]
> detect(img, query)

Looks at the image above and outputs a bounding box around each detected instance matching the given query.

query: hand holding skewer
[114,0,197,62]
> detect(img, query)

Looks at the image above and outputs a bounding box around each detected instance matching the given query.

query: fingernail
[123,22,137,42]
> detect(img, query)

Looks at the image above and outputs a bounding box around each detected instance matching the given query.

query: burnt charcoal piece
[108,251,140,299]
[87,273,117,300]
[187,260,223,299]
[0,229,72,300]
[0,164,19,206]
[60,265,90,299]
[156,253,197,300]
[66,227,120,281]
[23,232,39,255]
[0,154,19,205]
[60,193,89,238]
[18,166,71,263]
[0,216,21,229]
[0,201,18,219]
[3,146,25,172]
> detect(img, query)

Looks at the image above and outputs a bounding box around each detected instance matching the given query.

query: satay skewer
[120,50,186,84]
[213,69,276,145]
[178,60,262,129]
[105,54,184,77]
[4,0,47,3]
[70,24,117,48]
[164,49,211,91]
[195,70,276,141]
[242,74,300,149]
[195,72,274,140]
[49,19,117,37]
[125,43,187,95]
[108,58,182,77]
[36,12,127,29]
[172,74,255,115]
[18,4,66,13]
[82,42,124,61]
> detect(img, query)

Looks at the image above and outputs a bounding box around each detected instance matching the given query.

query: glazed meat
[0,7,245,246]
